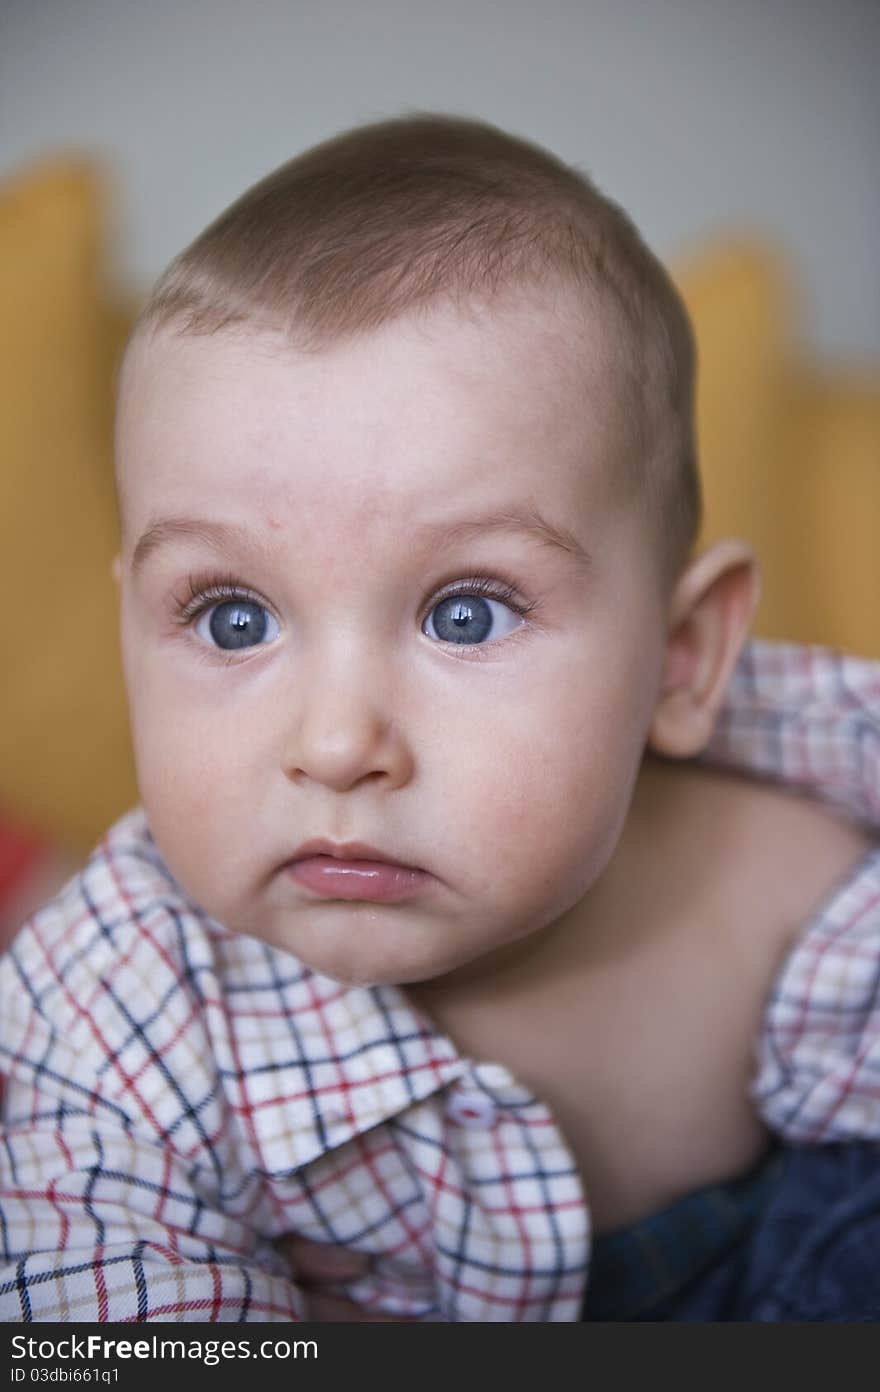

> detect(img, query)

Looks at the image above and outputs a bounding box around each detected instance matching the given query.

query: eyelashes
[172,572,274,628]
[170,567,539,660]
[424,575,535,621]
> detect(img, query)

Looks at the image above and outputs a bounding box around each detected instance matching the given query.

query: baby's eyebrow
[130,507,592,574]
[130,516,266,574]
[417,508,592,572]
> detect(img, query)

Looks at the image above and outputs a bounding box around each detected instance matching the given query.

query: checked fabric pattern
[0,835,588,1322]
[0,639,878,1321]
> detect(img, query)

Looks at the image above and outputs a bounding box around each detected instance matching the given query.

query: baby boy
[1,114,879,1322]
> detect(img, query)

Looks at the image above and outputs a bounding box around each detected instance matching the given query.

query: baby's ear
[111,555,122,586]
[648,540,760,759]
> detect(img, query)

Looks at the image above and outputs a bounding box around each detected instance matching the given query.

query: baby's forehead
[116,287,630,521]
[124,278,617,394]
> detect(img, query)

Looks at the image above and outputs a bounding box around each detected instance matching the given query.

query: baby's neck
[406,752,873,1229]
[410,745,876,1037]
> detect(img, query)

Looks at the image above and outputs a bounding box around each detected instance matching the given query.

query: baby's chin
[279,947,465,992]
[238,915,465,991]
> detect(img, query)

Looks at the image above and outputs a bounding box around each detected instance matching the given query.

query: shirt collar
[701,638,880,831]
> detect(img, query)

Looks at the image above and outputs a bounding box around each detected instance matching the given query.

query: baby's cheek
[492,724,634,896]
[459,755,581,887]
[130,712,245,897]
[135,725,203,817]
[146,803,246,924]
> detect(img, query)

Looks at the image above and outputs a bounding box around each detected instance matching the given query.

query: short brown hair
[135,112,701,578]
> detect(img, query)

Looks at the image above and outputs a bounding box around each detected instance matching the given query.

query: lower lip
[286,856,431,902]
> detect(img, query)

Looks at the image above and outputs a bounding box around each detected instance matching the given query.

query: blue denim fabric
[583,1142,880,1322]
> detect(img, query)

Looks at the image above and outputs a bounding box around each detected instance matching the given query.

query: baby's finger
[284,1236,371,1284]
[305,1290,401,1322]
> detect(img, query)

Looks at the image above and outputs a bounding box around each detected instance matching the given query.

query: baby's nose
[281,650,413,793]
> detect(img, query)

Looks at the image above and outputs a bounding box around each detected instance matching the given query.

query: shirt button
[446,1090,497,1128]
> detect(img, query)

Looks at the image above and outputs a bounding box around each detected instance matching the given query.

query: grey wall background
[2,0,878,364]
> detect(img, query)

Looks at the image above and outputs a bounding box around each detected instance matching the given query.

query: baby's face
[115,292,669,987]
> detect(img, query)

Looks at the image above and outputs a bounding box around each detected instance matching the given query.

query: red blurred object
[0,816,44,906]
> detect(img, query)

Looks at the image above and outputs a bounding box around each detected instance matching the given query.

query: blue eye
[179,575,529,656]
[196,599,280,651]
[423,592,524,645]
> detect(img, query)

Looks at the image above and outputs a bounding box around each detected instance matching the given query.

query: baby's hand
[283,1237,411,1322]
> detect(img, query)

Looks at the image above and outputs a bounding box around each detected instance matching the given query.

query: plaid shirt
[1,639,878,1323]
